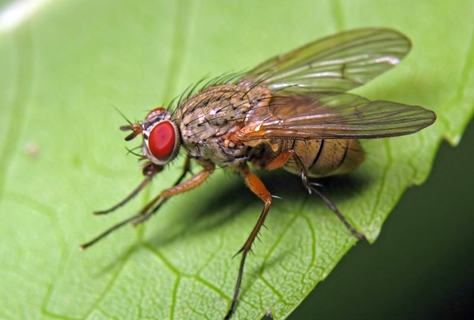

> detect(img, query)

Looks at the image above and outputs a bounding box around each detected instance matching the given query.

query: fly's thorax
[174,84,272,166]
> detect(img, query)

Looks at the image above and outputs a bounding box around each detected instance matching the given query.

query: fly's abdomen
[284,139,365,178]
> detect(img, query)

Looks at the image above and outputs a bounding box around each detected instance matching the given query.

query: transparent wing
[239,28,411,93]
[237,93,436,140]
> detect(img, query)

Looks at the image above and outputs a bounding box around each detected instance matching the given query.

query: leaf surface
[0,1,473,319]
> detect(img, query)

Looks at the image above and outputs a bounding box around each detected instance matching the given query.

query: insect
[81,28,436,319]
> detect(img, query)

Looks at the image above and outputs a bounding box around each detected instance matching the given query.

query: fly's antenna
[111,104,134,126]
[108,104,143,141]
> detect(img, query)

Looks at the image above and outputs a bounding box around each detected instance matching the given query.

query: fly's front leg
[131,155,192,224]
[94,162,163,215]
[225,164,273,320]
[262,149,365,240]
[133,159,215,225]
[80,156,212,250]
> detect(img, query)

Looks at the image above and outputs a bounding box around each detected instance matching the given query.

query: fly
[80,28,436,319]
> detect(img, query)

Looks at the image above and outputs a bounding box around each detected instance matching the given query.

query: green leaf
[1,1,473,319]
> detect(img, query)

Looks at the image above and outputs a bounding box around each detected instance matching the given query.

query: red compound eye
[148,121,176,161]
[146,107,166,120]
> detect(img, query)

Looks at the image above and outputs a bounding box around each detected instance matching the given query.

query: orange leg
[224,150,363,318]
[262,148,311,188]
[80,158,213,250]
[261,148,364,240]
[133,161,215,225]
[263,149,296,171]
[225,164,272,319]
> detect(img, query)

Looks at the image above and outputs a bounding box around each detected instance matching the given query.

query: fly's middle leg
[225,163,273,320]
[133,160,215,226]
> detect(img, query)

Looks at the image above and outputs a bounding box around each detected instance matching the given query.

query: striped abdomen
[280,139,365,178]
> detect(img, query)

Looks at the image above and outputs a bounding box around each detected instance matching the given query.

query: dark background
[287,121,474,319]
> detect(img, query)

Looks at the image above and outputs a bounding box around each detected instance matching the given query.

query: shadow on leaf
[145,169,372,250]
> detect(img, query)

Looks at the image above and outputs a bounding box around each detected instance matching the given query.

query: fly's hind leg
[304,182,365,240]
[264,149,365,240]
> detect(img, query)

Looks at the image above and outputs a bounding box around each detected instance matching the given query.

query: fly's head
[120,108,181,167]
